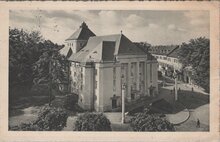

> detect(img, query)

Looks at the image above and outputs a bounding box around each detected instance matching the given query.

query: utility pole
[121,83,126,124]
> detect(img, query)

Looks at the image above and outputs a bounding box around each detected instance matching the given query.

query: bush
[9,123,42,131]
[34,105,68,131]
[130,111,175,131]
[74,112,111,131]
[10,105,68,131]
[63,94,78,111]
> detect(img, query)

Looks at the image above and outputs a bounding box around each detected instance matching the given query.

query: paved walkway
[166,108,190,125]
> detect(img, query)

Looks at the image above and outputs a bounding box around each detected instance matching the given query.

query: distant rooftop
[167,46,181,58]
[149,45,178,56]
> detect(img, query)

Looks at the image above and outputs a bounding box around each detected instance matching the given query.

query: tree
[177,37,210,92]
[10,105,68,131]
[73,112,112,131]
[33,45,68,90]
[9,28,43,87]
[9,28,67,96]
[34,105,68,131]
[130,111,175,131]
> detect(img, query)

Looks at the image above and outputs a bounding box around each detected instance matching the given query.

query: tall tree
[9,28,66,92]
[178,37,210,92]
[9,28,43,87]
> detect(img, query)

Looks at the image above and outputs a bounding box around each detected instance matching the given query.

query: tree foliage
[130,111,175,131]
[10,105,68,131]
[177,37,210,92]
[34,105,68,130]
[74,112,112,131]
[9,28,67,93]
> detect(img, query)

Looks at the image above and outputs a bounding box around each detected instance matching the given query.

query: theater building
[60,22,158,112]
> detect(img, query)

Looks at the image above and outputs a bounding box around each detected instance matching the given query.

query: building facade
[149,45,182,71]
[149,45,193,84]
[60,22,158,112]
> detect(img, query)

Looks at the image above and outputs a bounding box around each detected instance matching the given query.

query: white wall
[70,54,159,112]
[64,40,87,54]
[153,54,182,71]
[95,63,115,111]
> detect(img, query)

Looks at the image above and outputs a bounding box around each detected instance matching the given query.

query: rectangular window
[113,67,116,79]
[94,68,97,75]
[113,67,116,91]
[113,79,116,91]
[95,81,97,89]
[150,63,152,82]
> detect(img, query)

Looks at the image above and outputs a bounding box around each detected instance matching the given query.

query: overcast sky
[10,10,209,45]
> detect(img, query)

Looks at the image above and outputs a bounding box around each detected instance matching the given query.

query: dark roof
[147,53,157,60]
[65,22,96,41]
[150,99,173,113]
[68,34,150,63]
[102,41,116,61]
[149,45,177,56]
[167,46,181,58]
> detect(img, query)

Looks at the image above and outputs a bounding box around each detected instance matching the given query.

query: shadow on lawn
[159,87,209,110]
[127,86,209,115]
[177,90,209,110]
[9,85,57,117]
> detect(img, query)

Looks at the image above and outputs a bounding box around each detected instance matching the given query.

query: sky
[9,10,209,45]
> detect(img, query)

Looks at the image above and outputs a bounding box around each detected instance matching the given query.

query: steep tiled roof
[149,45,177,56]
[68,34,149,63]
[65,22,96,41]
[167,46,181,58]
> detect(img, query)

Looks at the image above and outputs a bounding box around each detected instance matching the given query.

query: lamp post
[173,69,178,101]
[121,83,126,124]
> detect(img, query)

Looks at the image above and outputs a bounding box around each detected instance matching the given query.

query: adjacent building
[149,45,182,71]
[149,45,192,84]
[60,22,159,112]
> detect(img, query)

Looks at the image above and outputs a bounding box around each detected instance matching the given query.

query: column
[136,62,140,91]
[142,62,146,96]
[144,62,149,96]
[127,62,131,102]
[121,84,126,124]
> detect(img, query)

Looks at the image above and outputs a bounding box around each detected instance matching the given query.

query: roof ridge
[167,46,179,56]
[114,34,122,55]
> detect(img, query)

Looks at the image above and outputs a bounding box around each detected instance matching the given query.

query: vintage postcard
[0,1,219,142]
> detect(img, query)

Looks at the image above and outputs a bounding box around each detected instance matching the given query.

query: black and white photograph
[7,9,212,132]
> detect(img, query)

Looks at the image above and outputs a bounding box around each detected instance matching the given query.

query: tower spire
[80,21,88,29]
